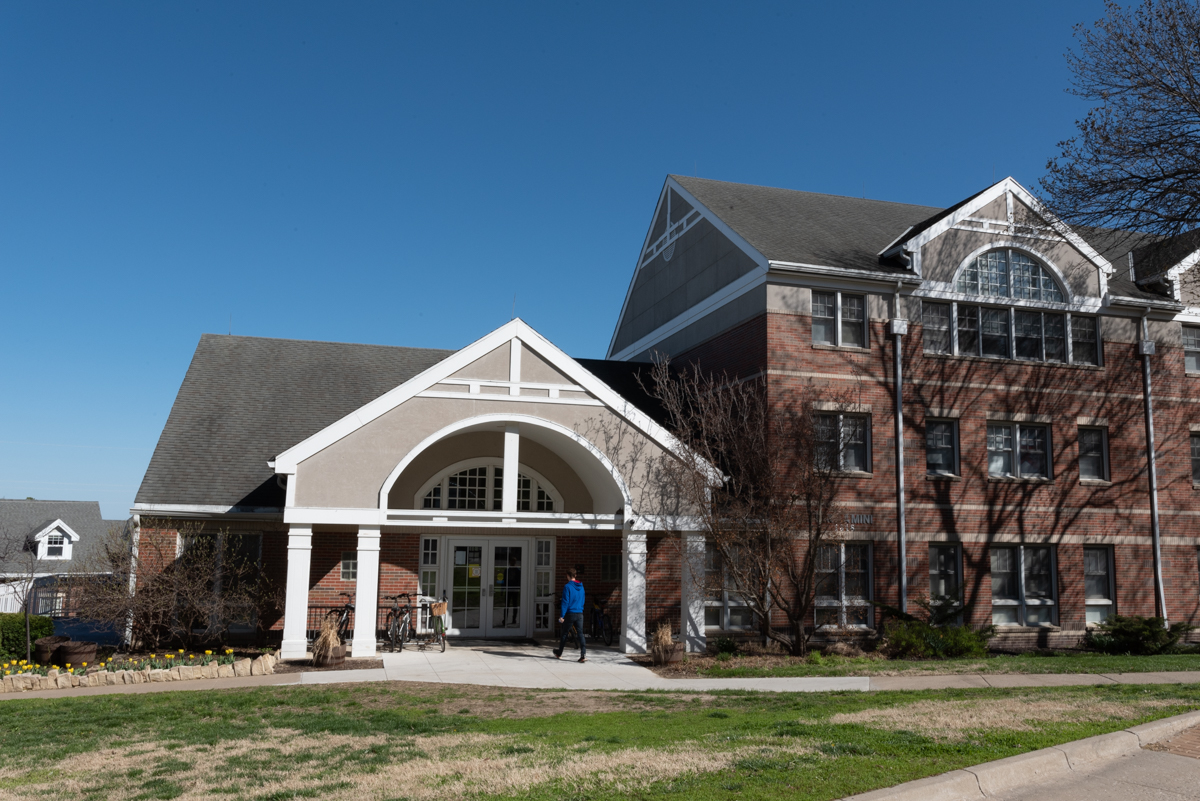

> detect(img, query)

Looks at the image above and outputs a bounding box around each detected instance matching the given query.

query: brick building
[133,175,1200,655]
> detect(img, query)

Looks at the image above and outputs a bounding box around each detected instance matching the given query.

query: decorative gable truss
[26,520,79,562]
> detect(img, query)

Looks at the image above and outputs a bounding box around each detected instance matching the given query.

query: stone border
[841,709,1200,800]
[0,653,278,692]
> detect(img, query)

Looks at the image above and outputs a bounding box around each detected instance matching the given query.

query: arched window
[956,249,1064,303]
[418,463,559,512]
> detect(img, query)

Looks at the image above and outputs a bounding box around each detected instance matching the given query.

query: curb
[841,708,1200,800]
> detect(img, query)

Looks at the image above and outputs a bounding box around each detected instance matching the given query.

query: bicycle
[587,598,615,647]
[324,592,355,644]
[383,593,413,652]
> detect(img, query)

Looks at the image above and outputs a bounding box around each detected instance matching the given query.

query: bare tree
[646,359,858,655]
[1041,0,1200,241]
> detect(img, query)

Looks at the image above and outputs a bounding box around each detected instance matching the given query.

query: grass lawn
[0,681,1197,800]
[655,650,1200,680]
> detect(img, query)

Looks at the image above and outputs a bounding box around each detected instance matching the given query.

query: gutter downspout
[1139,309,1168,626]
[891,282,909,615]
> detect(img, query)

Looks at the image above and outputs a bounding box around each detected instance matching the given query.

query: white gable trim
[606,176,770,359]
[897,178,1114,280]
[30,519,80,544]
[275,319,716,484]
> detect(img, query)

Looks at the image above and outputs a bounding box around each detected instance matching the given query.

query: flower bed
[0,648,280,693]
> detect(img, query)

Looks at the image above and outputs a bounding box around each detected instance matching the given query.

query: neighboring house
[132,174,1200,656]
[0,500,121,618]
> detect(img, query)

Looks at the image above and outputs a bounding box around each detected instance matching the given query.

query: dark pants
[558,612,586,657]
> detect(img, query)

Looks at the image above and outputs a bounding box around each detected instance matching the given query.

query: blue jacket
[560,580,585,616]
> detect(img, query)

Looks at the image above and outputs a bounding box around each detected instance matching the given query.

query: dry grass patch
[0,726,806,800]
[830,696,1176,740]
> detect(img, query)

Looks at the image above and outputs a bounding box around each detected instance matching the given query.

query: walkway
[3,642,1200,700]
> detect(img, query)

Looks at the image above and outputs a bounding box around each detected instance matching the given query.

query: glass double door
[448,539,526,637]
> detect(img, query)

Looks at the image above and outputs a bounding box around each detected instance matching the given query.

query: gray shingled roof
[135,335,454,510]
[0,500,121,574]
[671,175,942,273]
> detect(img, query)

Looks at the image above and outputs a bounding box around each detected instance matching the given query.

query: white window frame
[703,541,754,631]
[955,248,1066,303]
[814,542,873,630]
[1184,325,1200,374]
[987,422,1052,480]
[922,301,952,354]
[414,458,562,512]
[925,418,959,477]
[990,545,1057,627]
[812,290,868,349]
[534,538,555,631]
[943,302,1100,367]
[1083,546,1115,627]
[420,537,439,599]
[818,413,872,474]
[1078,427,1109,482]
[340,550,357,581]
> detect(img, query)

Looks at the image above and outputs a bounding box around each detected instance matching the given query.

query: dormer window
[956,249,1065,303]
[46,534,64,558]
[418,462,560,512]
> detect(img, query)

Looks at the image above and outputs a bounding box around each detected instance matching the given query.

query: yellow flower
[82,662,87,667]
[205,650,211,655]
[166,654,173,659]
[66,663,71,668]
[178,649,184,654]
[150,654,155,658]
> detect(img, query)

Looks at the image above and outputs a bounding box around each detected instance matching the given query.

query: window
[925,419,958,476]
[956,249,1064,302]
[987,423,1050,479]
[601,553,621,582]
[815,543,872,628]
[1192,434,1200,484]
[341,551,357,581]
[420,463,558,512]
[420,538,438,598]
[929,543,961,602]
[45,533,64,559]
[923,302,951,354]
[1072,316,1101,365]
[990,546,1056,626]
[1078,427,1109,481]
[1014,311,1066,362]
[817,413,871,473]
[1084,547,1114,625]
[534,539,553,630]
[1184,326,1200,373]
[704,542,753,630]
[812,291,867,348]
[981,307,1010,358]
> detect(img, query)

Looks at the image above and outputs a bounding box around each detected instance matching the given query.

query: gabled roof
[0,500,119,573]
[136,335,454,510]
[670,175,941,273]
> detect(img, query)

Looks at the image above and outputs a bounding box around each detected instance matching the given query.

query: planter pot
[313,645,346,667]
[33,635,70,665]
[652,643,685,666]
[54,641,97,667]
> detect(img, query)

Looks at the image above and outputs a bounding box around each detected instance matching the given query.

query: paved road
[985,749,1200,800]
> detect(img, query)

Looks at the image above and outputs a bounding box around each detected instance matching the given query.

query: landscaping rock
[69,675,79,688]
[233,658,251,677]
[201,663,216,679]
[217,663,234,678]
[39,676,54,690]
[2,677,12,693]
[250,657,264,676]
[133,670,145,684]
[149,670,165,682]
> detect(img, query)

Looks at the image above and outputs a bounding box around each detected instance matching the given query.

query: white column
[681,532,706,653]
[351,526,381,658]
[622,530,647,654]
[280,525,313,659]
[502,424,520,512]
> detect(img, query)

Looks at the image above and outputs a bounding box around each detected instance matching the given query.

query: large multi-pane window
[1083,546,1115,625]
[1071,316,1101,365]
[1184,326,1200,374]
[534,539,553,631]
[704,542,753,630]
[991,545,1056,626]
[987,423,1050,479]
[817,413,871,473]
[815,543,872,628]
[922,302,951,354]
[1192,434,1200,485]
[925,419,959,476]
[1078,427,1109,481]
[420,538,439,598]
[812,291,867,348]
[956,249,1064,302]
[421,464,557,512]
[929,544,961,601]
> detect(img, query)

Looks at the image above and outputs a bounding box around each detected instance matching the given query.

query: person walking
[554,567,586,662]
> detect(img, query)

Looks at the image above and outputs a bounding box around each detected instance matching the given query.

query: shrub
[1086,615,1195,656]
[649,622,675,666]
[714,636,739,655]
[884,619,991,660]
[0,614,54,661]
[715,651,732,663]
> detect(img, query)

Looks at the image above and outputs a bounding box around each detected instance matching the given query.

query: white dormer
[28,520,80,561]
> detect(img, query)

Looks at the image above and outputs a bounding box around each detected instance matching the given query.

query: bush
[714,636,739,655]
[0,613,54,661]
[884,619,991,660]
[1086,615,1195,656]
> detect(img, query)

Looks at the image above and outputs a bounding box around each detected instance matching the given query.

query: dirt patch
[2,726,808,800]
[272,658,383,674]
[830,696,1175,740]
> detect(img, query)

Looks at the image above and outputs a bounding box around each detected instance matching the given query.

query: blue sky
[1,2,1105,518]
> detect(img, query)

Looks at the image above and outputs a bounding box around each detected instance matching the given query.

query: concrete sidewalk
[2,641,1200,700]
